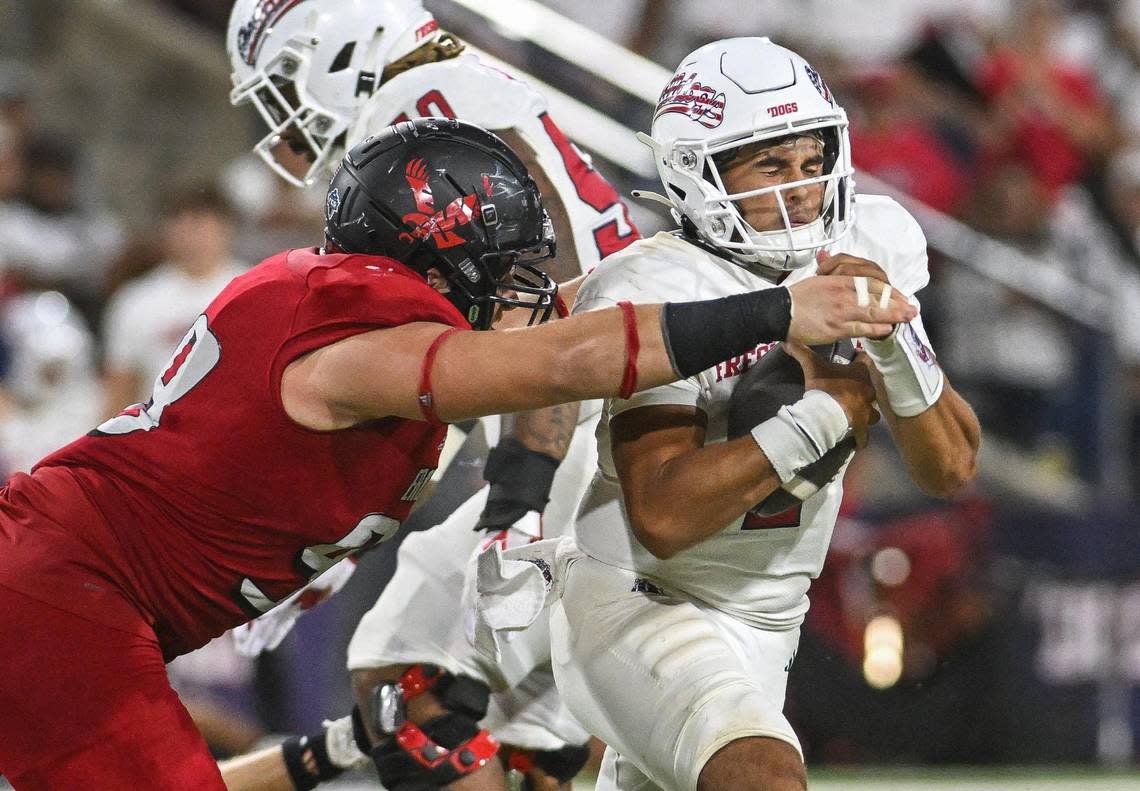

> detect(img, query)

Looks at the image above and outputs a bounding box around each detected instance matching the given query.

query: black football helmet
[324,118,557,329]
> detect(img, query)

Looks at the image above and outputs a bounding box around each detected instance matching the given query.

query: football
[727,341,858,516]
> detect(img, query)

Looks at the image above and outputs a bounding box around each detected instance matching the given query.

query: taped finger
[853,276,870,307]
[878,284,893,309]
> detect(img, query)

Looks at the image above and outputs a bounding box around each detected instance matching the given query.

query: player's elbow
[918,452,977,499]
[630,515,687,560]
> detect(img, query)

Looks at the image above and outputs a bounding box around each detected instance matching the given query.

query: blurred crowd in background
[1,0,1139,773]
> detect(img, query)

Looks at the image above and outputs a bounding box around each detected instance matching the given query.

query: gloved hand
[231,558,357,656]
[474,438,560,547]
[281,712,371,791]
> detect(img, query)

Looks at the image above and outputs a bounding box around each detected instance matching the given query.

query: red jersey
[0,248,467,657]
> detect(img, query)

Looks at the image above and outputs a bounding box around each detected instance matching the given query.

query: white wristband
[750,390,850,484]
[863,319,944,417]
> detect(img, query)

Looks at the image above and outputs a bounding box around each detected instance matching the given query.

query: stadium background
[1,0,1139,787]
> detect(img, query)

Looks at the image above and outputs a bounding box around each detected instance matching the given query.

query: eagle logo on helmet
[654,71,726,129]
[398,158,483,250]
[236,0,311,66]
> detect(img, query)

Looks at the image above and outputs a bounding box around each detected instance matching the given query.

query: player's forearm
[436,289,807,421]
[502,402,581,461]
[435,303,682,421]
[300,278,914,427]
[627,437,782,559]
[878,379,980,498]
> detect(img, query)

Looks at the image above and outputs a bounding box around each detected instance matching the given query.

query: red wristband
[418,327,461,425]
[617,300,639,399]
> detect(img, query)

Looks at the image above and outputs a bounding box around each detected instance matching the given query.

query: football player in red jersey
[0,119,913,790]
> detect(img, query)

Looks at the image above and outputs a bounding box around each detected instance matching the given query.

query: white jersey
[571,194,930,629]
[103,261,247,402]
[349,52,639,272]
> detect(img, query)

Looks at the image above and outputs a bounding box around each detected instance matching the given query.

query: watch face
[371,682,407,735]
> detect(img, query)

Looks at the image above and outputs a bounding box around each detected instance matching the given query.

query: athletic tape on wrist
[479,438,560,520]
[749,390,850,483]
[862,319,943,417]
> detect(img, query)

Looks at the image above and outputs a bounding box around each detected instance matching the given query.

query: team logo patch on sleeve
[654,71,726,129]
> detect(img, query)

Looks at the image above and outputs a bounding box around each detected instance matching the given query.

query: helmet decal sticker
[415,19,440,41]
[405,158,435,215]
[803,63,834,106]
[654,71,726,129]
[399,158,483,250]
[236,0,311,66]
[325,187,340,222]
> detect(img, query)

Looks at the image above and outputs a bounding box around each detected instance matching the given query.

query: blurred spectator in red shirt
[977,0,1117,201]
[851,67,973,214]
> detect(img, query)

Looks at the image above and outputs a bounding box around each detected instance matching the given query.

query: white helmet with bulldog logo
[638,37,854,272]
[227,0,436,187]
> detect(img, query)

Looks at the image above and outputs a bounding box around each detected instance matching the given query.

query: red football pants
[0,583,226,790]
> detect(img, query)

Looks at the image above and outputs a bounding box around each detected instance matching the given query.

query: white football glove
[231,558,358,656]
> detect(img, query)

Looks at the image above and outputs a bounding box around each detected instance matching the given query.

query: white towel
[463,535,580,661]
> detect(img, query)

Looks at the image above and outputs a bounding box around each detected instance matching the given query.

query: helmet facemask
[642,37,857,274]
[227,0,439,189]
[668,116,853,273]
[230,36,351,188]
[406,211,558,330]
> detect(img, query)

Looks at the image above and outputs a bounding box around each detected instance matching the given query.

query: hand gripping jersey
[0,249,467,658]
[571,195,931,629]
[351,52,640,270]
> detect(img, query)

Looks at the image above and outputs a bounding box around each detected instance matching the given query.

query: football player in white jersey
[219,7,916,789]
[222,1,634,788]
[544,38,981,791]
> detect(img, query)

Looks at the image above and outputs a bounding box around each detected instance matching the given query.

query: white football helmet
[227,0,436,187]
[638,37,855,272]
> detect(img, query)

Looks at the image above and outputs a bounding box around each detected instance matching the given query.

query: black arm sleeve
[661,287,792,378]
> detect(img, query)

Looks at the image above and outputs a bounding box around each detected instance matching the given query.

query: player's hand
[785,343,879,448]
[785,274,915,345]
[815,252,902,340]
[815,250,891,284]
